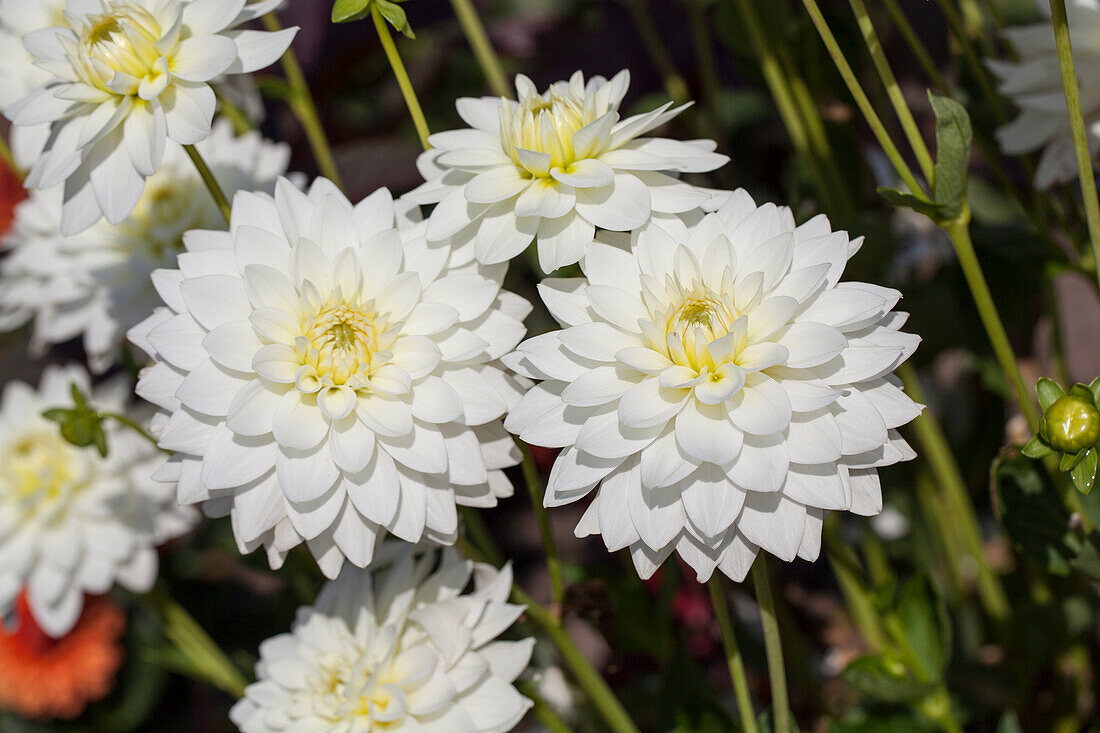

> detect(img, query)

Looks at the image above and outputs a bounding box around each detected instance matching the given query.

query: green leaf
[331,0,372,22]
[1060,449,1086,472]
[994,454,1076,575]
[1089,375,1100,404]
[378,0,414,38]
[1070,532,1100,580]
[876,186,945,218]
[1071,447,1098,493]
[1021,435,1054,458]
[1036,377,1067,411]
[842,654,937,705]
[927,92,972,220]
[896,576,950,679]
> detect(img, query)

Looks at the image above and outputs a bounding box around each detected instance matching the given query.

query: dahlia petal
[172,35,238,81]
[161,80,215,145]
[728,432,789,493]
[682,464,746,541]
[201,425,278,490]
[573,174,651,231]
[223,27,299,74]
[535,212,595,272]
[276,444,340,504]
[738,494,805,562]
[675,398,744,465]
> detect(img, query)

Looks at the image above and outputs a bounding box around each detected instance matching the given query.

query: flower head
[404,70,729,273]
[0,365,194,637]
[7,0,297,233]
[504,191,922,581]
[130,179,530,578]
[229,548,534,732]
[989,0,1100,188]
[0,120,289,373]
[0,592,126,720]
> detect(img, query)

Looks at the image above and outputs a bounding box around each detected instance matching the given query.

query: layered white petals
[131,179,529,578]
[506,190,921,582]
[405,70,729,272]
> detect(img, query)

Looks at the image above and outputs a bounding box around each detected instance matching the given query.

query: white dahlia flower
[129,178,530,578]
[504,190,922,582]
[989,0,1100,188]
[6,0,296,234]
[403,70,729,273]
[229,548,534,733]
[0,365,195,637]
[0,120,289,373]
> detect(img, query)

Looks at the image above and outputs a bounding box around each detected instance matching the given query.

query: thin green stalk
[800,0,928,198]
[707,576,759,733]
[914,471,967,595]
[459,507,504,567]
[882,0,948,92]
[686,0,723,120]
[448,0,511,99]
[621,0,690,104]
[148,587,248,698]
[519,440,566,606]
[371,5,432,151]
[262,14,344,189]
[934,0,1007,124]
[848,0,935,183]
[217,95,255,135]
[184,144,231,224]
[515,681,574,733]
[1048,0,1100,293]
[824,519,890,650]
[899,363,1010,621]
[750,561,790,733]
[101,411,166,451]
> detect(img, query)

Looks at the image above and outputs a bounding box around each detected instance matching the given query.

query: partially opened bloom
[505,191,922,581]
[0,592,126,720]
[130,179,529,578]
[404,70,729,273]
[0,120,289,373]
[229,548,534,732]
[989,0,1100,188]
[7,0,297,233]
[0,365,194,637]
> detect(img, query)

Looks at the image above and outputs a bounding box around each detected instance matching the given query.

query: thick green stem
[899,363,1010,621]
[707,576,759,733]
[184,145,231,224]
[800,0,928,198]
[621,0,689,104]
[448,0,511,99]
[371,5,432,151]
[848,0,936,183]
[518,440,565,606]
[262,14,344,189]
[1048,0,1100,293]
[750,561,790,733]
[148,588,248,698]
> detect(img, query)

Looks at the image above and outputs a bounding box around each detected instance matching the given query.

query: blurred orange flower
[0,592,125,720]
[0,157,23,237]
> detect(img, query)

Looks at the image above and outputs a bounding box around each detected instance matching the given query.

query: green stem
[1048,0,1100,293]
[934,0,1007,124]
[750,561,790,733]
[824,519,890,651]
[183,144,231,224]
[881,0,948,92]
[707,576,759,733]
[262,14,344,189]
[459,507,504,567]
[800,0,928,198]
[216,94,255,135]
[686,0,723,120]
[447,0,511,99]
[148,588,249,698]
[898,363,1010,621]
[518,440,566,606]
[848,0,936,183]
[371,5,432,151]
[621,0,690,104]
[101,412,166,451]
[515,681,574,733]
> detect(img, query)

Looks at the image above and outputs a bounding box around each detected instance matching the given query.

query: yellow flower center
[295,302,384,391]
[502,88,596,176]
[75,4,169,96]
[664,293,740,371]
[1,431,82,512]
[121,177,208,256]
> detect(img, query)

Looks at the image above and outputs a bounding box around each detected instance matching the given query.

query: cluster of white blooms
[230,548,534,732]
[0,365,195,637]
[0,120,290,372]
[989,0,1100,188]
[130,180,529,578]
[5,0,296,233]
[504,191,922,581]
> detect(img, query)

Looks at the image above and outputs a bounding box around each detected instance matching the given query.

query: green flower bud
[1040,394,1100,453]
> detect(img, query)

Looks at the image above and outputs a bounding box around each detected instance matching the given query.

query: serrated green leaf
[1071,448,1098,493]
[842,655,937,704]
[896,576,950,679]
[331,0,372,22]
[876,186,945,218]
[927,92,972,220]
[1037,377,1067,410]
[1021,435,1055,458]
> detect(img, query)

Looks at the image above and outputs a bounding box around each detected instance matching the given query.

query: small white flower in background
[0,120,290,373]
[6,0,297,234]
[0,365,195,638]
[404,70,729,273]
[504,190,922,582]
[130,179,530,578]
[229,548,534,733]
[989,0,1100,189]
